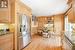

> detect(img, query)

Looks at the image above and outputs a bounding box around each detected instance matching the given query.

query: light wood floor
[23,34,64,50]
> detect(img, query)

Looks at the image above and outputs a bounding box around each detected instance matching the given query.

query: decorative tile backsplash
[0,24,8,29]
[0,23,15,32]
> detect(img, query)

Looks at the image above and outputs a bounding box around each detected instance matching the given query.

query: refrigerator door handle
[20,27,21,32]
[20,25,22,32]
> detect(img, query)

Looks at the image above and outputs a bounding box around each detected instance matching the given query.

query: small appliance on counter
[0,24,10,36]
[0,28,10,36]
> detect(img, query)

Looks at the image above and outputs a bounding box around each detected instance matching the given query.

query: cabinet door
[0,9,9,23]
[73,0,75,22]
[0,0,11,23]
[0,34,13,50]
[68,8,75,23]
[38,17,47,29]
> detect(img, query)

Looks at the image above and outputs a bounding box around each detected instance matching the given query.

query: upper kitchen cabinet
[73,0,75,16]
[16,0,32,17]
[37,16,54,32]
[66,0,75,23]
[67,8,75,23]
[67,0,72,4]
[0,0,11,23]
[54,15,64,33]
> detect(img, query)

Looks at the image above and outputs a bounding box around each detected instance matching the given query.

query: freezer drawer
[18,34,31,50]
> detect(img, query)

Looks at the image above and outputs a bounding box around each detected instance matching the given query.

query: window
[65,16,72,32]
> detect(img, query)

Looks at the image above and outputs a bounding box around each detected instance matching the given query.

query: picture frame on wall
[32,15,37,25]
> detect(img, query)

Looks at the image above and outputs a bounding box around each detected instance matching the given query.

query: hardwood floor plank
[23,34,64,50]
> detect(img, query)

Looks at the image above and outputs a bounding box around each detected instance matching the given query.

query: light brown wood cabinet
[0,0,14,23]
[67,7,75,23]
[54,15,64,33]
[67,0,72,4]
[0,10,9,23]
[37,15,64,35]
[67,0,75,23]
[37,16,54,32]
[0,34,13,50]
[37,17,47,29]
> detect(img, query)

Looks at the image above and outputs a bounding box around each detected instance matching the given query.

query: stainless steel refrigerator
[17,14,31,50]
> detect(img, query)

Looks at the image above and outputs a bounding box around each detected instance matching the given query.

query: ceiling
[20,0,69,16]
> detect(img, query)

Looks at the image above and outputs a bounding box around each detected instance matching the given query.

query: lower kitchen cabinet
[0,33,13,50]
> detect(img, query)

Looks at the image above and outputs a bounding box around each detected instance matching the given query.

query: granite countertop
[65,34,75,45]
